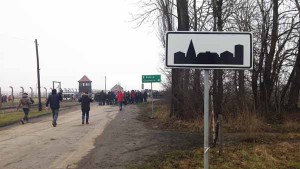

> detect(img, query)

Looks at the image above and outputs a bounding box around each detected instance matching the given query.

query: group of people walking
[95,90,148,106]
[17,89,145,127]
[17,89,93,127]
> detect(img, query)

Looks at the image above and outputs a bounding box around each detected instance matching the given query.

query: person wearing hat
[17,93,33,124]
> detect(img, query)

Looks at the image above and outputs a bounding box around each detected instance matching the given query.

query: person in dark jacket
[143,91,148,102]
[78,92,93,124]
[46,89,62,127]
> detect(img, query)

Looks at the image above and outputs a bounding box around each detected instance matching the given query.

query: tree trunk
[193,0,202,115]
[171,69,179,116]
[287,38,300,111]
[170,0,189,118]
[212,0,224,155]
[261,0,278,116]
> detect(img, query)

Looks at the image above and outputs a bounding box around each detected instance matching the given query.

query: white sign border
[165,31,253,70]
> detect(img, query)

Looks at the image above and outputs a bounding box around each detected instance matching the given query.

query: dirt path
[76,104,201,169]
[0,103,119,169]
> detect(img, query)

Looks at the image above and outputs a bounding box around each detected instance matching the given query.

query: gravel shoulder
[76,104,201,169]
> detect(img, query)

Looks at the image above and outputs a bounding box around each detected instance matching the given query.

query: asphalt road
[0,104,119,169]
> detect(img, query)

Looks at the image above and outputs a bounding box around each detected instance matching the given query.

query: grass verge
[129,141,300,169]
[0,108,51,127]
[0,102,81,127]
[133,100,300,169]
[137,101,203,132]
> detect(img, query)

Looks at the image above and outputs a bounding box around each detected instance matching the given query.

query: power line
[0,34,33,42]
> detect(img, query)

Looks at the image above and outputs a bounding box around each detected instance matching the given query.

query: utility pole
[105,76,106,93]
[35,39,42,111]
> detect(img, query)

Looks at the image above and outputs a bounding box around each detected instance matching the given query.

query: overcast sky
[0,0,164,95]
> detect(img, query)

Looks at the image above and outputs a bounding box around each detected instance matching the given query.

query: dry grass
[225,112,267,133]
[0,102,80,127]
[281,120,300,132]
[140,101,300,135]
[139,101,203,132]
[135,101,300,169]
[0,108,50,127]
[129,142,300,169]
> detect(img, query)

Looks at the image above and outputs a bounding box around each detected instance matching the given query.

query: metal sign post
[204,69,209,169]
[166,31,253,169]
[142,75,161,119]
[151,82,153,118]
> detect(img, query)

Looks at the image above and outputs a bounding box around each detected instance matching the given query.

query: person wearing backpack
[17,93,33,124]
[78,92,93,124]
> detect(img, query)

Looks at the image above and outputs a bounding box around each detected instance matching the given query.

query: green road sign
[142,75,161,83]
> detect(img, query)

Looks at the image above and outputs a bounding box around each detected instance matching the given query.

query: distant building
[111,84,123,93]
[78,75,92,93]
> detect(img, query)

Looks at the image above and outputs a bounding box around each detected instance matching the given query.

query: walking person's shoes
[86,121,89,124]
[52,122,57,127]
[20,119,24,124]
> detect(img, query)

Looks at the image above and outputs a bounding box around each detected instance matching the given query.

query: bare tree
[133,0,300,121]
[286,0,300,111]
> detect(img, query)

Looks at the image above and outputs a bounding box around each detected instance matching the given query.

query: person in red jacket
[117,91,124,111]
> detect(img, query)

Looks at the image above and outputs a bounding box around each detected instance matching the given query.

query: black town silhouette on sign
[174,40,244,65]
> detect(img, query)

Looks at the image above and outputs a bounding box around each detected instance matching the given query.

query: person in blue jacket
[46,89,62,127]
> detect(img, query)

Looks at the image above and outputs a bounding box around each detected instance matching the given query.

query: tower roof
[78,75,92,83]
[111,84,123,92]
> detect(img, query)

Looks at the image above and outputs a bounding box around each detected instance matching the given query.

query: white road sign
[166,31,253,69]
